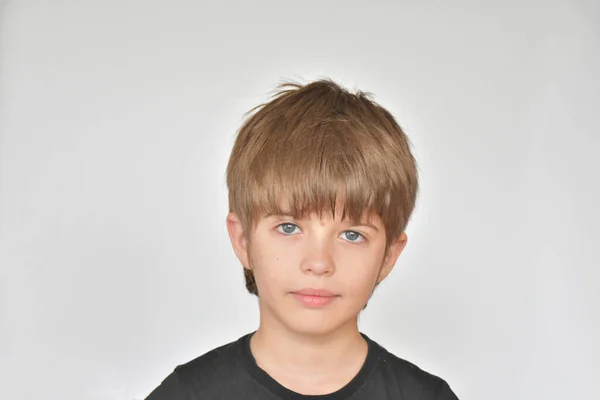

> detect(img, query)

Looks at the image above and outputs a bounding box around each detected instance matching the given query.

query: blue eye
[341,231,364,243]
[277,223,300,235]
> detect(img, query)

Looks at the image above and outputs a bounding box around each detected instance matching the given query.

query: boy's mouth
[290,288,339,307]
[292,288,337,297]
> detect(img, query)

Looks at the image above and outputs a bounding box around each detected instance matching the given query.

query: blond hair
[226,78,419,295]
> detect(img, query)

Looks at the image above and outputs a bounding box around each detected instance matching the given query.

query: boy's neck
[249,321,368,393]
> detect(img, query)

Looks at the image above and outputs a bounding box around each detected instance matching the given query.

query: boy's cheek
[253,259,295,291]
[338,260,382,295]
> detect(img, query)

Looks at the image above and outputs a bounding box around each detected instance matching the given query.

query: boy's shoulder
[145,335,249,400]
[173,334,247,382]
[370,338,452,396]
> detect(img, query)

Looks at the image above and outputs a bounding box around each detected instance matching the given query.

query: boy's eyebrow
[265,212,379,232]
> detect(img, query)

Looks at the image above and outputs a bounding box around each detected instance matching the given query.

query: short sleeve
[145,371,194,400]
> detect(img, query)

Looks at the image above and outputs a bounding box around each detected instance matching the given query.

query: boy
[146,79,459,399]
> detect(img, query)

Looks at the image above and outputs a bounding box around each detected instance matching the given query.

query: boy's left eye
[276,223,300,235]
[341,231,365,243]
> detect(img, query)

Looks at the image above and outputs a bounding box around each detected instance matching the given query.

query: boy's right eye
[276,223,300,235]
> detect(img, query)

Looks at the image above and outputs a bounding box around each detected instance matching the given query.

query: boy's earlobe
[226,212,250,269]
[378,232,408,283]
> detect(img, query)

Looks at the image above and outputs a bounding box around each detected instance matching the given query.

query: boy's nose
[300,243,335,276]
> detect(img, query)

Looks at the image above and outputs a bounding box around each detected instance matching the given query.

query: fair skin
[226,207,407,395]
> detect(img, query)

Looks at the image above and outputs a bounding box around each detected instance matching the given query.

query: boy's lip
[291,288,338,297]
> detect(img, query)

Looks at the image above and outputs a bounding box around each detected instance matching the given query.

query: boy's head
[226,78,418,331]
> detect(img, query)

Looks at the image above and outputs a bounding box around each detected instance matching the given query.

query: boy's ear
[377,232,408,284]
[226,212,250,270]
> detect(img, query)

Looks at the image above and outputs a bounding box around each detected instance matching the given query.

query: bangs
[245,122,397,229]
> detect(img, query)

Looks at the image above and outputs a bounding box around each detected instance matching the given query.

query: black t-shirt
[146,331,459,399]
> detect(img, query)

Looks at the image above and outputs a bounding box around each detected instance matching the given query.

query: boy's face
[227,206,407,336]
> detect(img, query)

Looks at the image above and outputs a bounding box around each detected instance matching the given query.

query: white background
[1,1,599,399]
